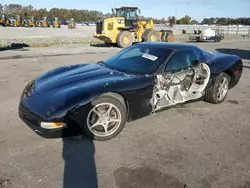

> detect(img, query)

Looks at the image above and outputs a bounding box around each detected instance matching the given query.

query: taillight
[233,69,239,75]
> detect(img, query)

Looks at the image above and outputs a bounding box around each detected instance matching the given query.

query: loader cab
[114,6,139,29]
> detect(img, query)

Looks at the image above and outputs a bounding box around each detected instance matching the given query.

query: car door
[164,48,200,80]
[162,48,200,103]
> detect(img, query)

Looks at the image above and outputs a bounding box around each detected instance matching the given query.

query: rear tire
[117,31,133,48]
[204,72,231,104]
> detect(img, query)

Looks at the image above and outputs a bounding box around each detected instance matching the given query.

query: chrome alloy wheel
[217,77,229,101]
[87,103,122,137]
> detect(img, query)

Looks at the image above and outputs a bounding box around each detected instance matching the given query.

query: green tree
[178,15,191,24]
[190,20,198,24]
[168,16,176,26]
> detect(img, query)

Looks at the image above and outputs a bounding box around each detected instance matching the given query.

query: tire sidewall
[82,96,127,141]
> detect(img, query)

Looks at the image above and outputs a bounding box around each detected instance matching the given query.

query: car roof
[136,42,196,50]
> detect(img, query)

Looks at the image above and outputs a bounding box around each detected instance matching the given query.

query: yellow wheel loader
[52,17,61,28]
[40,17,50,28]
[93,6,175,48]
[14,15,25,27]
[0,15,11,26]
[0,15,5,26]
[68,18,76,29]
[26,17,39,27]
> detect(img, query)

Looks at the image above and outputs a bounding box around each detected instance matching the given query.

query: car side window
[165,48,199,73]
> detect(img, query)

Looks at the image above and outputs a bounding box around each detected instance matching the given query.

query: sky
[1,0,250,21]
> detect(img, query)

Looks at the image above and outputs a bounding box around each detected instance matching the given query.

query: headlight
[117,20,124,24]
[41,122,66,129]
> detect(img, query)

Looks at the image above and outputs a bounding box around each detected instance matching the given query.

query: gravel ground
[0,39,250,188]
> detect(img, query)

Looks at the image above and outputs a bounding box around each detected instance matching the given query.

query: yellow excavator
[93,6,175,48]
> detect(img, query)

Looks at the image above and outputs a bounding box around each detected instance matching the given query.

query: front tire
[82,96,127,141]
[117,31,133,48]
[143,29,160,42]
[204,72,231,104]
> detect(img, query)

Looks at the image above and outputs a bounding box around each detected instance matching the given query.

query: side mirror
[138,9,141,14]
[112,8,115,15]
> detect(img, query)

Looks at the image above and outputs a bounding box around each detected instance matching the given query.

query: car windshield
[103,45,172,74]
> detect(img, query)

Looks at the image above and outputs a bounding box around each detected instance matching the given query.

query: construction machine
[0,14,5,26]
[40,17,50,27]
[68,18,76,29]
[93,6,175,48]
[14,15,24,27]
[52,17,61,28]
[26,16,39,27]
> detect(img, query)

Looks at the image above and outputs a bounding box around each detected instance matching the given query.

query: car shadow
[215,48,250,60]
[62,136,98,188]
[0,43,30,52]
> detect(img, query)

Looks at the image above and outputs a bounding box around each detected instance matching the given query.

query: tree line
[201,17,250,25]
[0,4,105,22]
[0,4,249,25]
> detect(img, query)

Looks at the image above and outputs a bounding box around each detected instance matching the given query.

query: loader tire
[143,29,160,42]
[160,30,175,42]
[117,31,133,48]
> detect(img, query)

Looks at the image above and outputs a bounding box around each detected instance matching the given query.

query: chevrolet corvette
[19,42,243,141]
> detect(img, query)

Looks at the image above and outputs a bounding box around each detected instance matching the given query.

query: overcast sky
[2,0,250,21]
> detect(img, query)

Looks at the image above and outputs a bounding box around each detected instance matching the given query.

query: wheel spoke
[106,105,113,116]
[93,109,102,117]
[90,121,101,129]
[103,126,108,135]
[109,118,121,123]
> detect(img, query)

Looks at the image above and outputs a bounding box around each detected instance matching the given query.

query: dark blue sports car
[19,42,243,141]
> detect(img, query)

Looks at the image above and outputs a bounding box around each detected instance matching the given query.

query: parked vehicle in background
[189,28,225,42]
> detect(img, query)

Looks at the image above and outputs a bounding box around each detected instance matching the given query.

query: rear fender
[208,57,243,89]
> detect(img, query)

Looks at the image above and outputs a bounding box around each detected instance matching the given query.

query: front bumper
[18,104,81,138]
[93,32,113,43]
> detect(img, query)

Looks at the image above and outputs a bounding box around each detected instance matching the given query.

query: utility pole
[175,8,177,24]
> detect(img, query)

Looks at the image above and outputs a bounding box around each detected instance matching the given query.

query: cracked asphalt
[0,39,250,188]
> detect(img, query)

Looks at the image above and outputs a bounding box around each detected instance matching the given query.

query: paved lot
[0,25,96,38]
[0,40,250,188]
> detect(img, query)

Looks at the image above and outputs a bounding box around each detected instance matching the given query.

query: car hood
[22,63,154,121]
[34,63,147,94]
